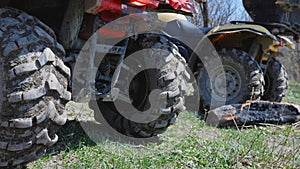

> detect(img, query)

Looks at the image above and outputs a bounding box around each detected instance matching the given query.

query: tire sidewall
[262,58,288,102]
[198,49,263,110]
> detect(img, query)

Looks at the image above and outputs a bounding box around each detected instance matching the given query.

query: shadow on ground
[46,119,161,156]
[46,120,96,155]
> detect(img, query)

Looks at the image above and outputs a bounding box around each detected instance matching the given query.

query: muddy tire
[91,35,189,138]
[262,58,288,102]
[0,8,71,167]
[198,49,264,112]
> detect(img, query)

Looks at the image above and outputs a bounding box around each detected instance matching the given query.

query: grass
[283,81,300,104]
[28,82,300,169]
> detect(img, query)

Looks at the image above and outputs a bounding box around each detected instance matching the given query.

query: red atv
[0,0,204,167]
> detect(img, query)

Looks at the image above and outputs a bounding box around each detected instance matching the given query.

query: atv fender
[205,24,279,53]
[159,19,205,49]
[187,24,280,74]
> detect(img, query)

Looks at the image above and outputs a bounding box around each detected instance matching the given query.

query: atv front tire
[0,8,71,167]
[92,35,189,138]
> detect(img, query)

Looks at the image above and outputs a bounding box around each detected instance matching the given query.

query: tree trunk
[200,2,209,27]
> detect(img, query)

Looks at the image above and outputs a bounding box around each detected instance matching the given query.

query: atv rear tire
[92,35,189,138]
[0,8,71,167]
[262,58,288,102]
[198,49,264,112]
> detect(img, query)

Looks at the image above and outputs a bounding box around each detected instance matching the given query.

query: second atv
[188,0,299,112]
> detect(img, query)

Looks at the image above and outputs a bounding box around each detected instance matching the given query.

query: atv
[188,0,300,113]
[0,0,203,167]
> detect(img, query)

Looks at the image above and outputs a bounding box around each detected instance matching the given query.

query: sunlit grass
[283,81,300,104]
[29,82,300,168]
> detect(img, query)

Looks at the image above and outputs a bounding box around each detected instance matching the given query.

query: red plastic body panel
[164,0,195,14]
[100,0,122,14]
[125,0,159,8]
[98,27,126,38]
[125,0,195,14]
[86,0,195,15]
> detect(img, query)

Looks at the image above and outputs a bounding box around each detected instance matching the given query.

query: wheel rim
[206,65,242,102]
